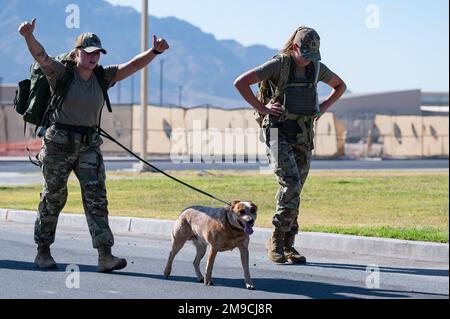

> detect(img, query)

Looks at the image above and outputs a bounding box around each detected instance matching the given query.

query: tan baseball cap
[75,32,107,54]
[293,27,321,61]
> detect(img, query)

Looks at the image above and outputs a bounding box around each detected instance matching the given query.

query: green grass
[0,170,448,243]
[302,225,446,243]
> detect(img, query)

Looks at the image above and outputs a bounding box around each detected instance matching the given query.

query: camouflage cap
[293,27,321,61]
[75,32,107,54]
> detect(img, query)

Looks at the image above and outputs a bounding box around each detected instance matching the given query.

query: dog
[164,201,257,290]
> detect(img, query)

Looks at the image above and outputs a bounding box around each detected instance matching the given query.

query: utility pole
[178,85,183,107]
[117,81,121,104]
[130,74,134,104]
[159,59,164,106]
[0,77,3,107]
[139,0,149,171]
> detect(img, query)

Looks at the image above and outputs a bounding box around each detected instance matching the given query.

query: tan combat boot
[266,229,287,263]
[284,233,307,264]
[97,246,127,273]
[34,244,57,269]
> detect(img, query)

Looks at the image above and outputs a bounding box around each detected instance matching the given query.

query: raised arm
[114,35,169,82]
[19,18,57,79]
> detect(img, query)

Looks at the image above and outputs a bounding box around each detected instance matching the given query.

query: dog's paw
[246,284,256,290]
[204,279,214,286]
[197,277,204,283]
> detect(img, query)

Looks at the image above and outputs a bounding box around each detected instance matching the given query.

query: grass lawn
[0,170,448,243]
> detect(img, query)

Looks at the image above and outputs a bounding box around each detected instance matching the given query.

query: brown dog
[164,201,257,290]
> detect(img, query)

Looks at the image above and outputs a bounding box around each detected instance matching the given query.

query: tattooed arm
[18,18,65,90]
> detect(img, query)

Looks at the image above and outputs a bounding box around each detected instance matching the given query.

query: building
[328,89,449,116]
[0,83,448,158]
[324,90,449,150]
[0,84,16,106]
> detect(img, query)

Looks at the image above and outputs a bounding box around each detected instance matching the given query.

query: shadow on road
[293,262,449,277]
[1,259,448,299]
[0,260,98,272]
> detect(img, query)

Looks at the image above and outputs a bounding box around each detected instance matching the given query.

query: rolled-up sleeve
[254,58,281,83]
[41,59,66,92]
[318,62,334,83]
[103,64,119,89]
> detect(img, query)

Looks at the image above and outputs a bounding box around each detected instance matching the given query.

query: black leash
[98,128,232,206]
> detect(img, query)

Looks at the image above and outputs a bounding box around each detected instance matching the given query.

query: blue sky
[105,0,449,94]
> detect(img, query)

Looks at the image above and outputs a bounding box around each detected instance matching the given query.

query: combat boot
[97,246,127,273]
[284,233,307,264]
[34,244,57,269]
[266,229,287,263]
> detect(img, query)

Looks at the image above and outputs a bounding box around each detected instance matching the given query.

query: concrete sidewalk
[0,208,448,263]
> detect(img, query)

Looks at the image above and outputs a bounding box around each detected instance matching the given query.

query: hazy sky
[105,0,449,94]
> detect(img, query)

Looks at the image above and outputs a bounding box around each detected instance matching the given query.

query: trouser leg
[73,146,114,249]
[267,139,302,232]
[34,142,72,245]
[286,145,312,236]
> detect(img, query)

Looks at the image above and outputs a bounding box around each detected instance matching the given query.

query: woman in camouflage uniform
[234,27,346,264]
[18,18,169,272]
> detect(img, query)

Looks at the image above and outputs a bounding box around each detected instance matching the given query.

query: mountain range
[0,0,333,108]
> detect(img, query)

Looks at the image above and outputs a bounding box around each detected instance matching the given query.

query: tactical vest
[283,60,320,116]
[261,55,319,147]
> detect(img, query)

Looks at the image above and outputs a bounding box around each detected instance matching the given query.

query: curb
[1,209,448,263]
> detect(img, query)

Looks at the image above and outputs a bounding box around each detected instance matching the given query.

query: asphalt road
[0,159,448,186]
[0,158,448,173]
[0,221,448,299]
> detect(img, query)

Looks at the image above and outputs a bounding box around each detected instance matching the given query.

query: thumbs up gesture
[18,18,36,38]
[152,34,169,54]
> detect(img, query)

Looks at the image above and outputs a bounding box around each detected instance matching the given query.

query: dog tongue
[245,224,254,235]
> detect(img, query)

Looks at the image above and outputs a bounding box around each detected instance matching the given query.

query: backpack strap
[93,65,113,132]
[312,61,321,115]
[313,61,321,86]
[272,54,291,103]
[94,66,112,113]
[23,122,41,166]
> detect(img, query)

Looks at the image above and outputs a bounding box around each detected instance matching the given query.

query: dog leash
[98,128,232,206]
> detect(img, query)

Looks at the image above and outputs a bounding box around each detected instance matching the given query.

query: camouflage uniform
[265,118,314,236]
[34,124,114,248]
[254,27,331,263]
[259,27,322,237]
